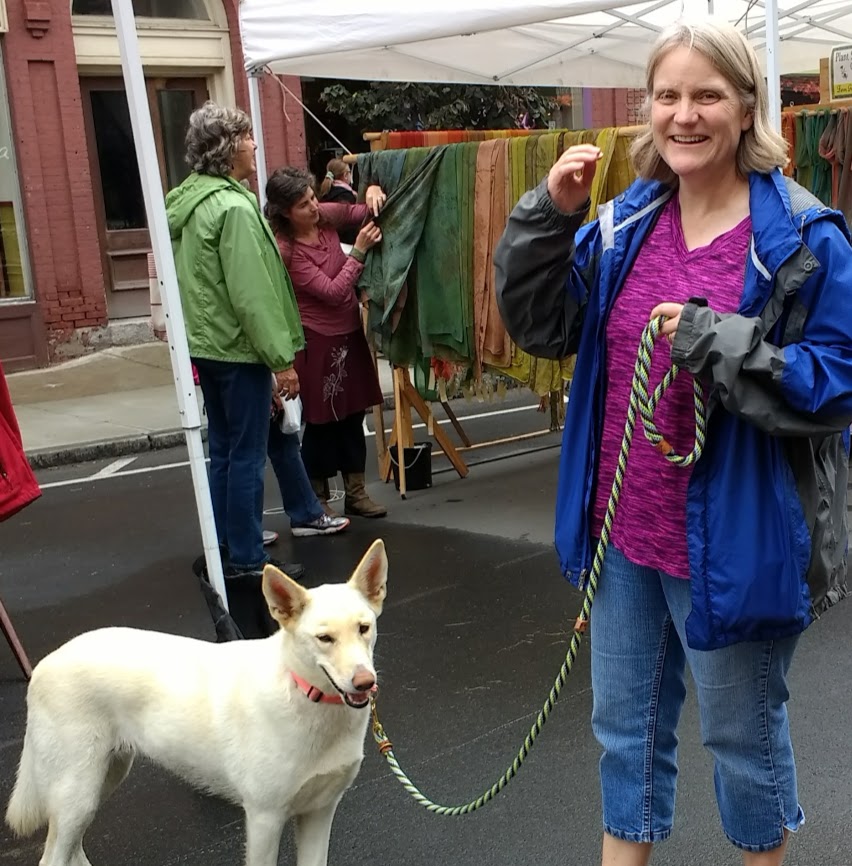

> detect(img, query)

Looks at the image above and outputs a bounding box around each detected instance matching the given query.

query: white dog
[5,539,388,866]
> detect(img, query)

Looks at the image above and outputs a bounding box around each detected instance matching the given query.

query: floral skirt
[294,327,384,425]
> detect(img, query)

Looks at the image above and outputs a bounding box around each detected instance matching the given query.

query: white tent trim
[238,0,852,85]
[110,0,844,605]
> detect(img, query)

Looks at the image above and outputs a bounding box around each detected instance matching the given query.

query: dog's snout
[352,667,375,692]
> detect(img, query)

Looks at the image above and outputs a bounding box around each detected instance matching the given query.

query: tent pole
[110,0,228,610]
[248,71,269,210]
[765,0,782,132]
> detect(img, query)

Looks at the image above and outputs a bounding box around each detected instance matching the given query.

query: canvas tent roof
[239,0,852,88]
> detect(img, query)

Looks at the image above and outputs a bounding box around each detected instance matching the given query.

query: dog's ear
[348,539,388,616]
[262,564,310,626]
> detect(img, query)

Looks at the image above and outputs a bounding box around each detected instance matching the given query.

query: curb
[26,393,396,470]
[26,428,210,470]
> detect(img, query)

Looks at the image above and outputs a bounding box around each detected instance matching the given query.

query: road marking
[39,459,205,489]
[90,457,138,478]
[367,403,535,438]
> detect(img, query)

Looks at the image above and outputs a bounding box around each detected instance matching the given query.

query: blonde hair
[319,158,349,197]
[630,19,789,183]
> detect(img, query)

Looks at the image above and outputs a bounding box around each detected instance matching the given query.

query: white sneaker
[262,530,279,546]
[291,514,351,537]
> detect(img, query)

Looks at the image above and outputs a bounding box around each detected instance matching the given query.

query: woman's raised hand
[546,145,602,214]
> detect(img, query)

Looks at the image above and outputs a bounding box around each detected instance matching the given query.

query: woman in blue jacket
[496,19,852,866]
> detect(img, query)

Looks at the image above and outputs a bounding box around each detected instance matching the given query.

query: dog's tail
[5,726,47,838]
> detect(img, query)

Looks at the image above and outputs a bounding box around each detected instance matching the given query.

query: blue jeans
[591,545,804,852]
[267,418,324,527]
[193,358,270,571]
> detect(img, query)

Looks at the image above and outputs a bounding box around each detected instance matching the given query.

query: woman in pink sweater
[265,167,387,518]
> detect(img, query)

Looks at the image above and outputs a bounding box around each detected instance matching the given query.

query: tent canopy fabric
[240,0,851,87]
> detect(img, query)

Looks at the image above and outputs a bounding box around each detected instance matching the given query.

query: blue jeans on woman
[193,358,271,572]
[591,544,803,853]
[267,417,324,527]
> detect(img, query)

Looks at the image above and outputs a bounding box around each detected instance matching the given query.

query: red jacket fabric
[0,360,40,521]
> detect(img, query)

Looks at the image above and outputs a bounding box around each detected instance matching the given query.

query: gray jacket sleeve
[671,303,852,437]
[494,180,590,360]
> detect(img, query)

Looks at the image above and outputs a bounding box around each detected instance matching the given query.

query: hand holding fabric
[355,221,383,254]
[365,185,387,217]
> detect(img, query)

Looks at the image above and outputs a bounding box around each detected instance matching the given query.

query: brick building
[585,87,647,128]
[0,0,307,370]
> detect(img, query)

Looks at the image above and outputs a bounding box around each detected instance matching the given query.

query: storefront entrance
[80,76,208,319]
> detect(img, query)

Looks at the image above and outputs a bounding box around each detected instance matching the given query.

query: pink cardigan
[277,203,370,336]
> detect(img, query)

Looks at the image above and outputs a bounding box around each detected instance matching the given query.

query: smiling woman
[496,17,852,866]
[631,21,789,186]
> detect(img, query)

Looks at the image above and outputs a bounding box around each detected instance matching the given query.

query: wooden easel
[380,366,469,498]
[1,596,32,680]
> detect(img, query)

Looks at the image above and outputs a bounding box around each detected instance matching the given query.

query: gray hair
[630,19,789,183]
[184,101,252,178]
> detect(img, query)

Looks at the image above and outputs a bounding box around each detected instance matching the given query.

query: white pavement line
[90,456,138,478]
[39,458,204,490]
[365,402,536,438]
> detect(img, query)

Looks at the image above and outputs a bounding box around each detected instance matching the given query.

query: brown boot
[310,477,339,517]
[343,472,387,518]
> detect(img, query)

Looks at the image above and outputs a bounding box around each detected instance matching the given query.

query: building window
[89,90,147,231]
[0,46,31,301]
[72,0,208,20]
[158,89,195,190]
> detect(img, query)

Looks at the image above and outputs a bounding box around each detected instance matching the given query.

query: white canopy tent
[108,0,846,608]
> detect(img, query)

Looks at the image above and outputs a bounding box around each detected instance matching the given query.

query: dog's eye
[359,624,370,635]
[317,634,335,644]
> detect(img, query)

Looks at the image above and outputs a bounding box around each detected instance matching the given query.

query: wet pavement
[1,435,851,865]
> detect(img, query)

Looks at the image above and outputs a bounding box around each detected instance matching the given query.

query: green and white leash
[370,315,707,816]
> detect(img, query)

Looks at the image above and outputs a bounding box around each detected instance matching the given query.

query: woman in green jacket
[166,102,346,581]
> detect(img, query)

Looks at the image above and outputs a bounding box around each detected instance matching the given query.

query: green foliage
[319,81,557,132]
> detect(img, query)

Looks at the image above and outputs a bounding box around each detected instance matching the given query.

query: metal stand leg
[0,596,32,680]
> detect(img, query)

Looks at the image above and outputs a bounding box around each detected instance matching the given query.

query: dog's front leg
[244,808,287,866]
[293,801,340,866]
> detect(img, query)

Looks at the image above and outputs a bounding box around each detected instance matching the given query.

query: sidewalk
[7,343,396,469]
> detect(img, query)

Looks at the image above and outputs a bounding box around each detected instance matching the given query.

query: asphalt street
[1,397,850,866]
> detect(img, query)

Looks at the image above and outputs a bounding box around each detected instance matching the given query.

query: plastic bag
[279,395,303,435]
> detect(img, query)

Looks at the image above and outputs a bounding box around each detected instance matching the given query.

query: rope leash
[370,315,707,816]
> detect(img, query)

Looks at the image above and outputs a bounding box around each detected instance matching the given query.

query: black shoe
[224,558,305,582]
[265,556,306,582]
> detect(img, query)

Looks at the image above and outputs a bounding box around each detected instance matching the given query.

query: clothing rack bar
[783,99,852,115]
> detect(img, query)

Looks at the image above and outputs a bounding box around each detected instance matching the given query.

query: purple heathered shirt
[590,197,751,578]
